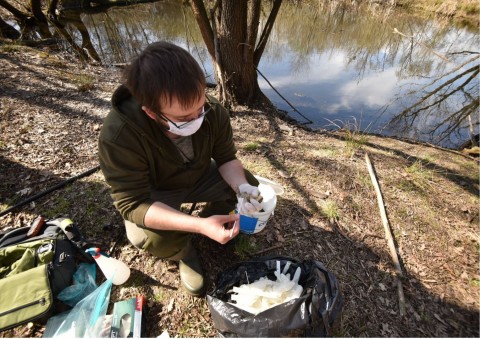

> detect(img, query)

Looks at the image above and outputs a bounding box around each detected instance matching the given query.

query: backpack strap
[0,216,48,248]
[0,226,30,248]
[45,217,95,263]
[0,216,96,263]
[46,218,84,246]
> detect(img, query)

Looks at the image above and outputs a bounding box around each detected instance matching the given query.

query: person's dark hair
[122,41,206,114]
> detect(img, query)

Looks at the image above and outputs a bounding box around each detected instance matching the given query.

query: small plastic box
[110,296,145,338]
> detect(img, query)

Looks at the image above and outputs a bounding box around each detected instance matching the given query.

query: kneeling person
[98,41,259,296]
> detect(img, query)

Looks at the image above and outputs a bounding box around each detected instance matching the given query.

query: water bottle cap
[86,247,101,258]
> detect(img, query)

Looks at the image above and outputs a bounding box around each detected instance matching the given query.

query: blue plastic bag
[57,263,97,307]
[43,279,112,338]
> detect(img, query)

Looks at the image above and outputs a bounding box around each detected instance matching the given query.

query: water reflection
[72,0,478,148]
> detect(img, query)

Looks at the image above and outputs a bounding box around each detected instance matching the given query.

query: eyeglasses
[159,100,212,130]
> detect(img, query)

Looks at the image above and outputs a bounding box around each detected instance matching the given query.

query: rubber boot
[175,243,205,296]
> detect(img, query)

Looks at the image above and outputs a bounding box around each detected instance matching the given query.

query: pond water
[73,0,479,148]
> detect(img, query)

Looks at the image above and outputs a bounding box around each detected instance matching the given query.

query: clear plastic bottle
[86,247,130,285]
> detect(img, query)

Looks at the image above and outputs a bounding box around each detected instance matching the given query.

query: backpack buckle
[37,243,53,254]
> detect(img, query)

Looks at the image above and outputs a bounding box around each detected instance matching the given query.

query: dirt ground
[0,44,479,337]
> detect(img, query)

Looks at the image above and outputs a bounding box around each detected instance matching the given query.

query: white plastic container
[238,183,277,234]
[86,247,131,285]
[254,175,285,196]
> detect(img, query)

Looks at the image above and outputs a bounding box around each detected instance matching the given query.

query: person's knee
[125,220,148,249]
[124,216,193,260]
[141,228,191,259]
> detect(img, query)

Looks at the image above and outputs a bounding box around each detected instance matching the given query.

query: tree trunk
[217,1,258,105]
[0,15,20,39]
[69,13,101,62]
[191,0,282,108]
[0,0,30,21]
[30,0,53,38]
[48,0,60,19]
[0,0,49,39]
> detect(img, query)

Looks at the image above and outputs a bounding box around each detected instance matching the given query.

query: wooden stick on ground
[365,152,406,317]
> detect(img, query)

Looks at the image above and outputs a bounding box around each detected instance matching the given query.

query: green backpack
[0,216,94,331]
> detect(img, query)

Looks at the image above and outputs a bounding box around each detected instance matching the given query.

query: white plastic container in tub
[254,175,285,196]
[237,176,284,234]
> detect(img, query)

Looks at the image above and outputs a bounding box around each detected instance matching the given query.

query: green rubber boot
[178,244,205,296]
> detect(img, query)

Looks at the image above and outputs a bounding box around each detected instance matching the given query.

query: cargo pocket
[0,265,52,331]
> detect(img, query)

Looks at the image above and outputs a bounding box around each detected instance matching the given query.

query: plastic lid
[254,175,285,195]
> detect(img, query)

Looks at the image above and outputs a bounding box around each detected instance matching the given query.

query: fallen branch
[365,152,406,317]
[393,27,451,63]
[329,219,356,245]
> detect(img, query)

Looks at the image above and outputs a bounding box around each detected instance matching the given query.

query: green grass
[462,3,480,15]
[345,132,368,156]
[396,206,411,220]
[81,182,110,217]
[397,179,418,192]
[406,159,436,180]
[153,289,167,303]
[0,43,25,53]
[177,319,191,337]
[421,154,436,164]
[44,196,72,217]
[325,117,369,156]
[358,173,372,188]
[405,160,434,189]
[462,161,480,182]
[322,200,340,219]
[244,142,260,152]
[74,74,96,92]
[307,145,338,157]
[234,234,259,259]
[0,203,11,212]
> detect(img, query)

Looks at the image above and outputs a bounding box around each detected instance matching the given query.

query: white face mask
[166,114,205,136]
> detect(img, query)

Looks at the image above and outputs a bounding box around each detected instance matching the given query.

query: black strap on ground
[0,166,101,218]
[255,66,314,125]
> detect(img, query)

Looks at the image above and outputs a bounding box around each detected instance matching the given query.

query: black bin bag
[207,256,344,337]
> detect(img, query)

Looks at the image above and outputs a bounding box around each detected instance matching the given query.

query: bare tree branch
[253,0,282,66]
[190,0,215,57]
[246,0,260,62]
[393,27,451,63]
[393,64,479,123]
[0,0,30,21]
[433,98,479,142]
[30,0,52,38]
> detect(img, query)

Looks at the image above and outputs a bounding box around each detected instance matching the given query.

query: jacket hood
[110,85,162,146]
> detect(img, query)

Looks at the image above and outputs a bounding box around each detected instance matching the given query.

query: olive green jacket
[98,85,237,226]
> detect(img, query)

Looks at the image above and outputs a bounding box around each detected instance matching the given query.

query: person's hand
[238,184,263,214]
[238,183,261,199]
[200,214,240,244]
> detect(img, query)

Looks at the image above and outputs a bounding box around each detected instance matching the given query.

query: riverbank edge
[395,0,479,27]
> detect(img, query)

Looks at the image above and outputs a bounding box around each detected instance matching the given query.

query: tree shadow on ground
[195,194,479,337]
[1,51,111,125]
[0,156,120,239]
[226,111,479,337]
[332,131,478,196]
